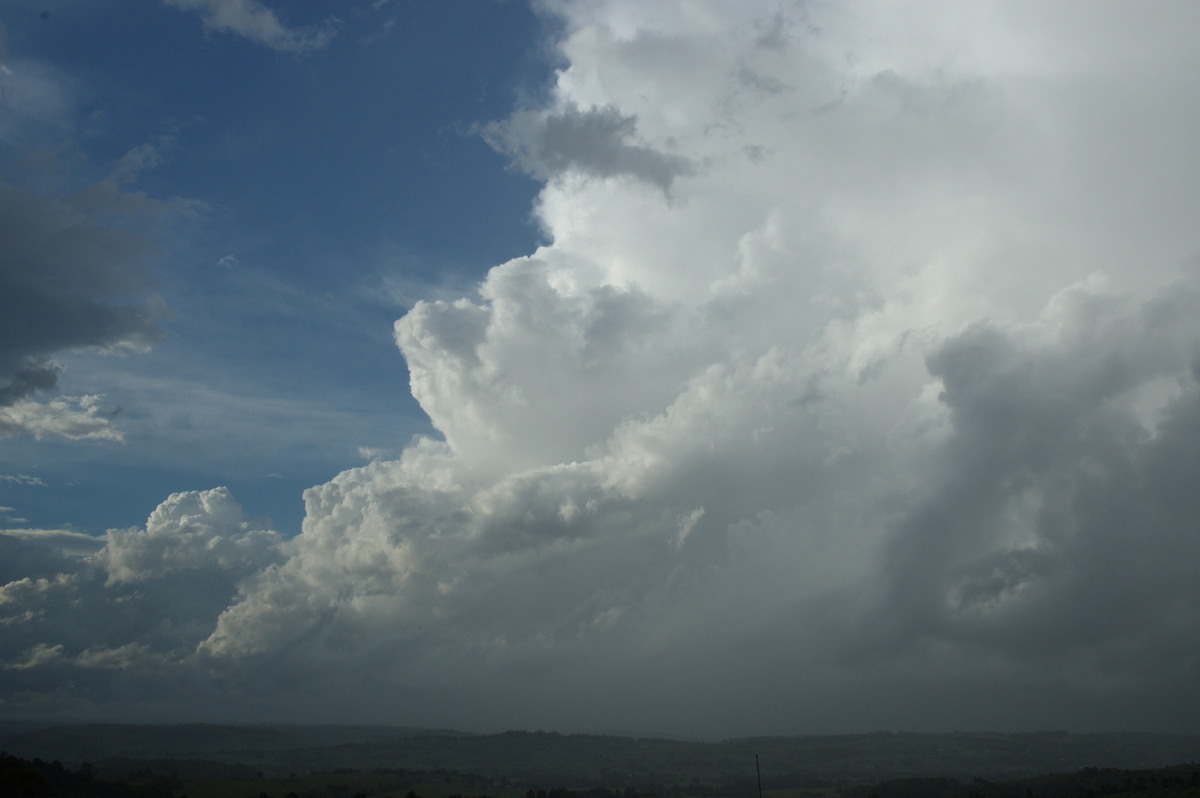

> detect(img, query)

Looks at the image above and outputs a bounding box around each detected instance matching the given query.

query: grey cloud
[859,277,1200,694]
[0,357,58,405]
[0,182,164,370]
[0,488,283,715]
[0,180,167,434]
[484,104,694,194]
[184,1,1200,734]
[0,528,105,558]
[1,35,184,439]
[0,533,75,586]
[111,135,179,184]
[198,262,1200,732]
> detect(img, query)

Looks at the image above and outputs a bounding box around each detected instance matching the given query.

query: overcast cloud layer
[4,0,1200,736]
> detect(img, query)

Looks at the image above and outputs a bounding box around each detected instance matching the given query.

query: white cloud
[101,487,283,585]
[0,395,123,441]
[6,0,1200,734]
[189,0,1200,734]
[0,474,46,487]
[0,488,283,715]
[0,528,106,558]
[164,0,337,53]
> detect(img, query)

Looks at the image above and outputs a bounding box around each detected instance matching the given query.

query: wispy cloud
[164,0,337,53]
[0,474,47,487]
[0,528,105,557]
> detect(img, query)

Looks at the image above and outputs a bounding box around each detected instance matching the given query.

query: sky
[1,0,1199,739]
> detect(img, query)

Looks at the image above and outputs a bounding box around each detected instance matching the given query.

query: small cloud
[75,643,159,670]
[358,446,386,461]
[164,0,338,54]
[5,643,64,671]
[111,135,179,184]
[217,254,239,268]
[484,104,694,195]
[0,474,47,487]
[0,395,123,441]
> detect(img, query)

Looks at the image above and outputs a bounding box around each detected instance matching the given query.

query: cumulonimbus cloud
[0,488,282,717]
[4,0,1200,735]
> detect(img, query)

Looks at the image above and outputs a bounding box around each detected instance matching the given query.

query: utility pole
[756,754,763,798]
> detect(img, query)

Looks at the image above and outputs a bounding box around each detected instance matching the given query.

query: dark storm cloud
[0,181,166,407]
[861,276,1200,687]
[0,533,76,586]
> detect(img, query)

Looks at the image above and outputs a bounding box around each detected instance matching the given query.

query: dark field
[3,726,1200,798]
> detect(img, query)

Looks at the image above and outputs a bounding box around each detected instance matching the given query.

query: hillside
[3,726,1200,785]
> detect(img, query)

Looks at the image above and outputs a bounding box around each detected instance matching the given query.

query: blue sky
[2,0,549,535]
[3,1,1200,737]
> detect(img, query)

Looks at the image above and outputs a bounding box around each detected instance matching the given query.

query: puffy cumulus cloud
[9,0,1200,734]
[181,1,1200,735]
[100,487,284,585]
[0,488,282,717]
[164,0,337,53]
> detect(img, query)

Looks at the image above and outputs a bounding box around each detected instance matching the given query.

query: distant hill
[3,726,1200,785]
[0,723,468,767]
